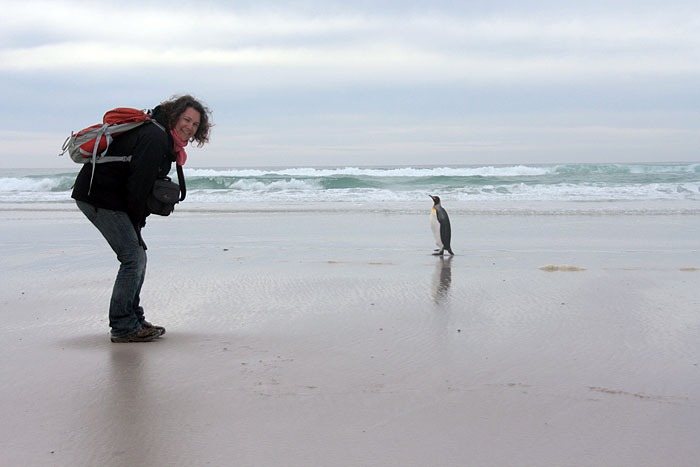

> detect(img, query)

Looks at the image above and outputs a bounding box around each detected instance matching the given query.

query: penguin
[429,195,454,256]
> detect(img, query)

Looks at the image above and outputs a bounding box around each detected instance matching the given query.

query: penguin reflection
[431,255,453,304]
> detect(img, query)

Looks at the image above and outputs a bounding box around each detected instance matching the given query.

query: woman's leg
[76,200,148,338]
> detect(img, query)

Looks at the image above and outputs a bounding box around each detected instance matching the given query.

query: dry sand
[1,204,699,466]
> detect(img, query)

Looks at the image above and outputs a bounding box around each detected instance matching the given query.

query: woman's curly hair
[159,94,213,147]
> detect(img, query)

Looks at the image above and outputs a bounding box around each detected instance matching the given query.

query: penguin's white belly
[430,209,442,247]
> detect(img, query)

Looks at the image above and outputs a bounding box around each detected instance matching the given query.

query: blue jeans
[76,200,147,337]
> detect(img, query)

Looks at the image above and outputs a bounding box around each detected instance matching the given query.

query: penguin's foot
[432,249,445,256]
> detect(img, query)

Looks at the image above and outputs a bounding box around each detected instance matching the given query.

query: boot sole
[110,329,161,343]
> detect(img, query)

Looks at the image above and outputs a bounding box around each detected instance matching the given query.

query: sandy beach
[2,202,699,466]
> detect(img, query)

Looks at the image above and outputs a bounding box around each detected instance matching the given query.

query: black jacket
[72,108,174,228]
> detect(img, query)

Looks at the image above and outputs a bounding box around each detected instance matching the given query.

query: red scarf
[170,129,189,166]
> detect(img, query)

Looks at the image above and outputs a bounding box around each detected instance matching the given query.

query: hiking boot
[142,320,166,336]
[110,326,161,343]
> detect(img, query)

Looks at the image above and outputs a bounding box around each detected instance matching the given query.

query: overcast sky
[1,0,699,168]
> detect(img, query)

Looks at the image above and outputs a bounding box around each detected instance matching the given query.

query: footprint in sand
[539,264,587,272]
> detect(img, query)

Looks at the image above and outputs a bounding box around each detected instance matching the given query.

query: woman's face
[174,107,201,142]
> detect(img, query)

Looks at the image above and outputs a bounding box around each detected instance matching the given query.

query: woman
[72,95,212,342]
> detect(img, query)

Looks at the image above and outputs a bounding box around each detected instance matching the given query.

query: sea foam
[2,163,699,206]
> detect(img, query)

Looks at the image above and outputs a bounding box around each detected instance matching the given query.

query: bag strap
[94,155,132,164]
[176,164,186,201]
[88,123,110,194]
[151,118,185,201]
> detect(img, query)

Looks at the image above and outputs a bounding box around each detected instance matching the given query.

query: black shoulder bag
[147,164,186,216]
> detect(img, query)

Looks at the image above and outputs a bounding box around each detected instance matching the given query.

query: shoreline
[2,198,700,216]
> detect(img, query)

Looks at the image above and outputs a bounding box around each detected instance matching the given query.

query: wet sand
[1,204,700,466]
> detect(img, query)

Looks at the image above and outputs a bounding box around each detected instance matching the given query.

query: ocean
[2,163,699,214]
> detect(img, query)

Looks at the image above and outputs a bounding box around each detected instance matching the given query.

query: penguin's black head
[429,195,441,205]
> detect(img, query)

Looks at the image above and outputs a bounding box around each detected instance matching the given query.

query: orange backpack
[60,107,168,194]
[60,107,163,164]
